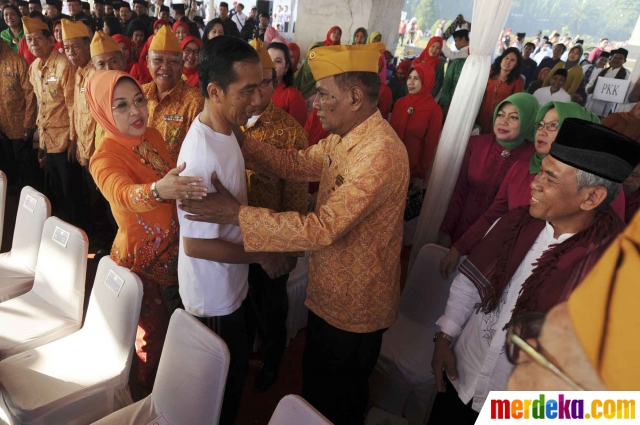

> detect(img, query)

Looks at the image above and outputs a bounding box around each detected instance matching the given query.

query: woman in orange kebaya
[86,70,208,391]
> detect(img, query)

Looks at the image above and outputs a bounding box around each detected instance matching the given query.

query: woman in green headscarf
[352,27,368,44]
[293,42,325,99]
[438,93,540,249]
[367,30,387,84]
[440,100,604,277]
[542,45,584,96]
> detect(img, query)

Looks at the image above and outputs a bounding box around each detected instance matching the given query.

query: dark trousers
[196,305,249,425]
[244,263,288,367]
[399,33,405,46]
[44,152,80,224]
[427,376,479,425]
[302,310,385,425]
[0,138,37,189]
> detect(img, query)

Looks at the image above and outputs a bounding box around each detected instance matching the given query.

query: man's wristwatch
[150,181,164,202]
[433,331,453,344]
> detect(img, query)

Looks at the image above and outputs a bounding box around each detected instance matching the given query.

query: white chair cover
[0,257,143,425]
[0,170,6,250]
[92,309,231,425]
[369,244,458,425]
[0,187,51,303]
[286,254,309,344]
[268,395,332,425]
[0,216,86,360]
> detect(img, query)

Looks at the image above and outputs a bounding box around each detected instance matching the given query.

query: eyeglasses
[111,97,147,114]
[506,312,585,391]
[536,121,560,132]
[183,47,200,56]
[260,78,274,88]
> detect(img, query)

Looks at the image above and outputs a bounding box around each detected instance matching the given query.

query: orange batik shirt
[142,80,204,162]
[29,48,75,153]
[89,127,180,285]
[243,101,308,216]
[70,62,97,166]
[239,111,410,333]
[0,43,36,139]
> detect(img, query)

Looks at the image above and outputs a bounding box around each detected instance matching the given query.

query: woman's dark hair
[3,4,22,21]
[266,42,293,87]
[104,15,122,35]
[489,47,523,84]
[126,18,147,39]
[186,21,200,40]
[203,18,225,41]
[199,35,259,97]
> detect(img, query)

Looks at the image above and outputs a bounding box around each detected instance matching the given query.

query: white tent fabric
[408,0,513,271]
[0,187,51,303]
[369,244,458,424]
[286,254,309,344]
[268,395,332,425]
[0,257,143,425]
[92,309,231,425]
[0,216,87,360]
[0,170,6,249]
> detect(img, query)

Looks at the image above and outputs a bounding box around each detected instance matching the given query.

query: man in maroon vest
[427,119,640,425]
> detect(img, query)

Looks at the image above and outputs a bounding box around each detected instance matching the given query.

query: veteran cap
[61,18,90,40]
[307,42,386,81]
[249,38,274,69]
[90,30,120,57]
[149,24,181,53]
[22,16,49,34]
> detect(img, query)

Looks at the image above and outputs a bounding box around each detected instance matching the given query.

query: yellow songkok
[249,38,274,69]
[149,24,182,53]
[90,30,120,57]
[61,18,90,41]
[307,41,386,81]
[567,212,640,390]
[21,16,49,35]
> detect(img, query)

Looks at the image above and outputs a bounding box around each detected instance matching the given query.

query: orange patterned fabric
[29,48,75,153]
[142,80,204,162]
[0,42,36,139]
[69,62,97,166]
[89,127,179,285]
[239,111,409,333]
[244,102,309,216]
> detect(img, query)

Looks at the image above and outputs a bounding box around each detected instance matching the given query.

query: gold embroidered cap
[21,16,49,34]
[149,24,182,53]
[249,38,274,69]
[90,30,120,57]
[307,42,386,81]
[61,18,90,40]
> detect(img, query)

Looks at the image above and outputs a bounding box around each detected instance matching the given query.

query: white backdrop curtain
[408,0,513,271]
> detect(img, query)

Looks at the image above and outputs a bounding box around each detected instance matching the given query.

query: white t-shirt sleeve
[178,143,222,240]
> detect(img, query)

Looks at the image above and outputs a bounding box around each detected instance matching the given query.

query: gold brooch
[309,51,316,59]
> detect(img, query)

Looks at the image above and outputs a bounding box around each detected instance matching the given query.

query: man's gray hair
[575,169,621,209]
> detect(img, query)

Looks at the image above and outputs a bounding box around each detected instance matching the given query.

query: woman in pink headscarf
[287,42,300,72]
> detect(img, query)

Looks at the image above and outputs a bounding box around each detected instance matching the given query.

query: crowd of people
[0,1,640,424]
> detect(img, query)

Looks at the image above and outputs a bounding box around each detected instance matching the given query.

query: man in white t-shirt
[533,68,572,104]
[231,2,246,32]
[176,35,292,425]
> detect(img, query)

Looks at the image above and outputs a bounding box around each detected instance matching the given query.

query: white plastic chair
[0,216,87,361]
[268,395,332,425]
[0,170,6,250]
[286,254,309,344]
[0,257,143,425]
[92,309,231,425]
[368,244,458,425]
[0,186,51,303]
